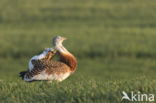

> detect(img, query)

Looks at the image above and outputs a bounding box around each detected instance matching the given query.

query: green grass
[0,0,156,103]
[0,77,156,103]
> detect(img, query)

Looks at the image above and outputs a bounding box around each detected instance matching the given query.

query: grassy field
[0,0,156,103]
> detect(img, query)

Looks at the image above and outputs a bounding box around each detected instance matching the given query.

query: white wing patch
[28,48,53,71]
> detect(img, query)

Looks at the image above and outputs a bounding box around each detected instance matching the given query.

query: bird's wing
[25,59,70,79]
[26,59,55,79]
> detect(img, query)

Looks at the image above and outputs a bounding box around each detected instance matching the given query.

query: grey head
[53,36,67,46]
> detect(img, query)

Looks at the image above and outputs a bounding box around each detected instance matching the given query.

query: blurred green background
[0,0,156,82]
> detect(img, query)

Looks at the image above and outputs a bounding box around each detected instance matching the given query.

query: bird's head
[53,36,67,46]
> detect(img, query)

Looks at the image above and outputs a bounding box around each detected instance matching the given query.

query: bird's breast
[31,71,71,82]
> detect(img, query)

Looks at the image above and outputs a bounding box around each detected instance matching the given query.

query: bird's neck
[55,43,77,72]
[55,43,69,54]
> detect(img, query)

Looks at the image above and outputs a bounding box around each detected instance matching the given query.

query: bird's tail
[19,71,27,80]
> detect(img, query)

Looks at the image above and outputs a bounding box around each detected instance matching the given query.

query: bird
[19,36,77,82]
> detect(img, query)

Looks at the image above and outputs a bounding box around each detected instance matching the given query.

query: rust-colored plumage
[59,52,77,73]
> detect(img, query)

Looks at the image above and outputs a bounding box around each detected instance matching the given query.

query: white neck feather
[55,43,70,54]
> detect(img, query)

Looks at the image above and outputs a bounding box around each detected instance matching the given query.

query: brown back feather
[24,60,71,79]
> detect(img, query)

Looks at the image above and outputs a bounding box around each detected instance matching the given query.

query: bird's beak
[62,37,67,40]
